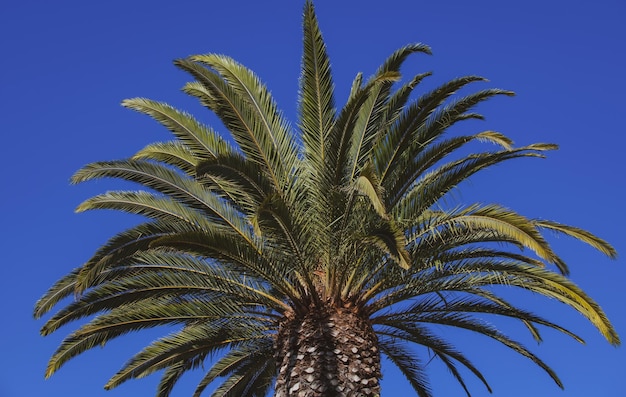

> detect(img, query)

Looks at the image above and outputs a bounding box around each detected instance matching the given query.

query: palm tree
[35,2,619,396]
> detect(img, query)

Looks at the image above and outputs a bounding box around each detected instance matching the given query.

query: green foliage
[36,1,618,396]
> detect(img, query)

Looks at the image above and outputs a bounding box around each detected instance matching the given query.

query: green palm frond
[73,160,226,211]
[196,154,270,197]
[34,268,80,318]
[299,0,336,171]
[76,191,221,234]
[429,314,563,388]
[133,141,198,175]
[375,295,582,345]
[329,71,400,186]
[210,357,273,397]
[123,98,234,160]
[533,219,617,258]
[372,43,432,76]
[408,204,565,272]
[346,74,398,181]
[353,162,387,219]
[71,220,196,294]
[375,75,488,184]
[393,144,557,219]
[196,153,274,215]
[380,71,433,130]
[190,54,298,187]
[384,131,513,211]
[175,59,288,192]
[75,170,258,252]
[148,232,297,295]
[433,262,616,344]
[41,254,285,334]
[348,72,363,100]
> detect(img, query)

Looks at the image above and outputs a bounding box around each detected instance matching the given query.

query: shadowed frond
[104,320,270,389]
[379,337,432,397]
[193,339,274,397]
[377,324,491,396]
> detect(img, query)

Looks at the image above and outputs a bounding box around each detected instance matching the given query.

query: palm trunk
[274,303,381,397]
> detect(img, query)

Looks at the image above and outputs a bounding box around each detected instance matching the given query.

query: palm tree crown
[36,2,619,396]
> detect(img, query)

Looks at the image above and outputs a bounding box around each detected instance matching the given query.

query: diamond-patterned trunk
[274,303,381,397]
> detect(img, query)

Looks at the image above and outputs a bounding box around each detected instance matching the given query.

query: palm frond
[375,75,488,184]
[533,219,617,258]
[377,325,491,396]
[363,221,411,270]
[379,337,432,397]
[123,98,233,160]
[393,144,557,220]
[157,359,198,397]
[132,141,198,175]
[76,220,196,292]
[194,339,274,397]
[104,321,269,389]
[353,162,387,219]
[175,58,289,192]
[373,43,432,76]
[409,204,565,272]
[190,54,298,189]
[347,72,399,181]
[329,71,400,187]
[299,0,336,172]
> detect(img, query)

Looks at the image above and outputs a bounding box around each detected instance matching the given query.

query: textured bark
[274,302,381,397]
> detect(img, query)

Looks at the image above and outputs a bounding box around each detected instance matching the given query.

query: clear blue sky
[2,1,625,396]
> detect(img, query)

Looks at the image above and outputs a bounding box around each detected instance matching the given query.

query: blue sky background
[2,1,625,396]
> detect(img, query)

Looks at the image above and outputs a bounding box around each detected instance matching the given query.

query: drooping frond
[363,221,411,270]
[157,359,192,397]
[34,268,80,318]
[378,337,432,397]
[193,339,274,397]
[68,221,198,296]
[373,43,432,76]
[353,162,387,219]
[407,204,566,272]
[533,219,617,258]
[104,320,271,390]
[377,323,491,396]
